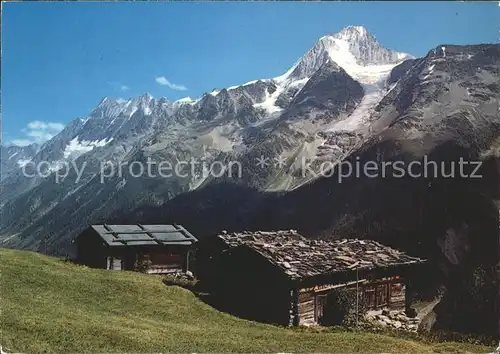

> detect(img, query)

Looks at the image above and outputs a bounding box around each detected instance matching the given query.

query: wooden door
[315,294,327,323]
[363,285,376,310]
[376,284,389,308]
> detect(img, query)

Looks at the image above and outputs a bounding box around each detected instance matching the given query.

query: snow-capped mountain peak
[98,96,109,105]
[173,96,197,107]
[279,26,412,85]
[4,26,410,168]
[127,92,155,116]
[135,92,154,107]
[332,25,371,42]
[90,96,130,119]
[331,25,410,66]
[87,93,156,121]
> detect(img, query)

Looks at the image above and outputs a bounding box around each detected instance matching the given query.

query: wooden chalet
[197,230,425,326]
[74,224,198,274]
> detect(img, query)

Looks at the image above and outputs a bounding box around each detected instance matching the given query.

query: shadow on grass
[160,277,281,325]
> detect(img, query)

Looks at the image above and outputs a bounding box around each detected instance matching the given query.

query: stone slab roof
[217,230,306,248]
[216,231,425,280]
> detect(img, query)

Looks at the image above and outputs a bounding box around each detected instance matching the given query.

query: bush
[134,258,152,273]
[322,288,366,326]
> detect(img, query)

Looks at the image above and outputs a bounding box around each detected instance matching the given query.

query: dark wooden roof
[216,231,425,280]
[85,224,198,247]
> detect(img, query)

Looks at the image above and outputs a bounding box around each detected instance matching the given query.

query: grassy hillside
[0,248,494,353]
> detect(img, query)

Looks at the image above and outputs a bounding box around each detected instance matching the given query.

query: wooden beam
[388,280,392,307]
[291,288,299,326]
[137,224,164,245]
[496,203,500,342]
[110,238,193,243]
[300,279,368,294]
[405,277,412,314]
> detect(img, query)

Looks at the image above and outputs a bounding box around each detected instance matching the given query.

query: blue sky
[2,1,497,146]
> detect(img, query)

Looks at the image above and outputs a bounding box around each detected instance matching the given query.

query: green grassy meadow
[0,248,494,353]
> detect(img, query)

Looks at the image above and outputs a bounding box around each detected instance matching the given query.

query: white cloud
[9,139,34,147]
[10,120,65,146]
[26,121,65,131]
[116,98,128,104]
[155,76,187,91]
[108,81,130,92]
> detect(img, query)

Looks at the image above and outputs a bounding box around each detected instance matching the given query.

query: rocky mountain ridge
[0,25,407,224]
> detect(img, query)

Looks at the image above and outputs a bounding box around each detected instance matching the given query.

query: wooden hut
[198,230,425,326]
[74,224,198,274]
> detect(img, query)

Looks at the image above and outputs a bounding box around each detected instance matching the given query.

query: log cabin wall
[133,246,190,274]
[76,234,193,273]
[295,275,407,326]
[297,282,361,326]
[361,276,406,311]
[298,291,316,326]
[389,281,406,309]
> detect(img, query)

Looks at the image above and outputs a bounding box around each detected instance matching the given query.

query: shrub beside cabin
[197,230,425,326]
[74,224,198,274]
